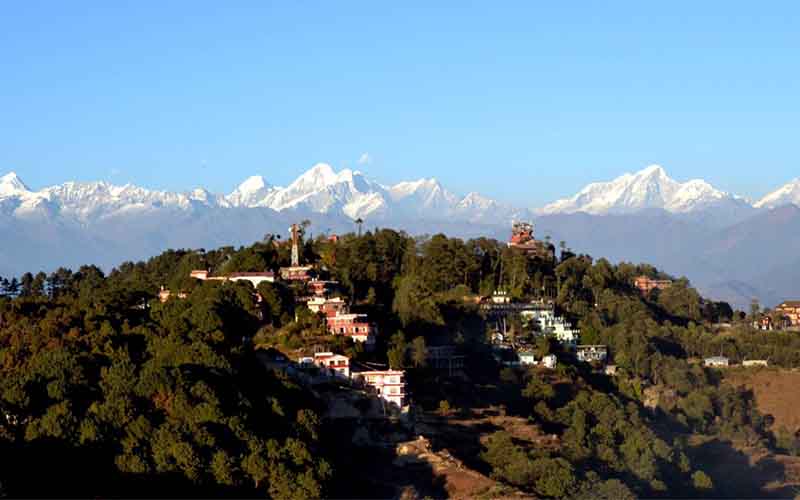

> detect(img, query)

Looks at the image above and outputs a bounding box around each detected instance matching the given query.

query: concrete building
[704,356,729,367]
[775,301,800,327]
[541,354,557,369]
[303,352,350,378]
[307,296,348,317]
[351,369,406,408]
[576,345,608,363]
[521,307,580,346]
[280,266,314,282]
[326,312,376,345]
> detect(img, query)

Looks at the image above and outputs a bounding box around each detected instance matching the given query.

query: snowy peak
[227,175,275,207]
[539,164,739,215]
[755,178,800,209]
[0,172,30,196]
[289,163,338,192]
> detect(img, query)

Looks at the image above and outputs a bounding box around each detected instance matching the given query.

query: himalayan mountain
[1,163,799,309]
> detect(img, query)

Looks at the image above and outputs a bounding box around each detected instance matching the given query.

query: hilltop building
[634,275,672,295]
[507,221,555,260]
[775,301,800,327]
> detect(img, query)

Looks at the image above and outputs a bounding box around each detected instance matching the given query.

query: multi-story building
[326,312,376,345]
[308,279,340,297]
[351,369,406,408]
[775,301,800,327]
[299,352,350,379]
[521,307,580,346]
[634,275,672,295]
[307,296,348,317]
[280,266,314,282]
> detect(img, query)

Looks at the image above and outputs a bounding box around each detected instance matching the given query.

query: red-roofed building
[302,352,350,379]
[326,312,376,345]
[634,276,672,295]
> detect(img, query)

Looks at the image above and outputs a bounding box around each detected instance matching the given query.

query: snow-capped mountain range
[0,163,527,224]
[3,163,800,309]
[538,165,756,215]
[3,164,797,226]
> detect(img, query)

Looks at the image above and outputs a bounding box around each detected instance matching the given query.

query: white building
[742,359,768,367]
[518,351,537,365]
[305,352,350,378]
[307,296,348,316]
[704,356,729,367]
[352,369,406,408]
[541,354,557,369]
[521,308,580,346]
[576,345,608,363]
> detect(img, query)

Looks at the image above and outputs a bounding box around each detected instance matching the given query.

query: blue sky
[1,1,798,206]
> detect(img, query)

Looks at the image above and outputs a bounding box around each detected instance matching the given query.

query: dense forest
[1,228,799,498]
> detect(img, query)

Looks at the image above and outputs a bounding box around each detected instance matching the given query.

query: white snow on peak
[0,172,30,196]
[755,178,800,209]
[538,164,738,215]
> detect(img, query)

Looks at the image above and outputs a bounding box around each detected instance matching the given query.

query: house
[326,312,376,345]
[775,301,800,327]
[308,279,340,297]
[634,275,673,295]
[742,359,769,367]
[520,307,580,346]
[158,286,188,303]
[304,352,350,378]
[541,354,557,369]
[704,356,729,367]
[518,351,537,365]
[491,290,511,304]
[351,369,406,409]
[576,345,608,363]
[280,266,314,282]
[307,296,348,316]
[753,316,775,331]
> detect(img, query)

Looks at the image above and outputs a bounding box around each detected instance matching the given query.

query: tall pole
[290,223,300,267]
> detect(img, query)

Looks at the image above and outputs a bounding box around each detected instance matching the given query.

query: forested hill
[2,229,800,498]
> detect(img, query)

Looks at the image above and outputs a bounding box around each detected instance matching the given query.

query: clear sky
[1,1,798,207]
